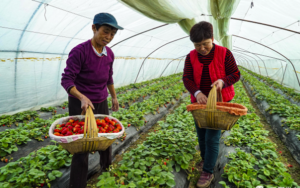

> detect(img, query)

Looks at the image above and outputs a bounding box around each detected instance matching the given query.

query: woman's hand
[80,95,95,114]
[211,79,224,91]
[111,97,119,111]
[196,92,208,104]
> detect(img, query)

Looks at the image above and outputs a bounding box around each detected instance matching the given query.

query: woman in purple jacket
[61,13,123,188]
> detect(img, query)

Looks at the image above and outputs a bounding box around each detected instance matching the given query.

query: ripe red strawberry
[104,117,110,122]
[73,127,80,133]
[287,164,293,168]
[61,123,65,127]
[66,131,73,136]
[66,122,71,126]
[164,162,167,165]
[62,107,65,109]
[61,128,68,135]
[69,119,74,123]
[40,183,45,187]
[68,126,73,130]
[54,129,61,133]
[78,129,84,134]
[75,124,80,128]
[192,167,194,171]
[128,124,131,127]
[5,159,8,163]
[45,136,48,139]
[279,151,282,155]
[3,124,5,126]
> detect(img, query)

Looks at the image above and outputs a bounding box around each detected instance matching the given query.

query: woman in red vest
[183,21,240,188]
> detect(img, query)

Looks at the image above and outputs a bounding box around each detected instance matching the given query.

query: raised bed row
[239,66,300,106]
[211,81,299,187]
[240,70,300,165]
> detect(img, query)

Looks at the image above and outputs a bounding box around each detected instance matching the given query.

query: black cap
[93,13,123,30]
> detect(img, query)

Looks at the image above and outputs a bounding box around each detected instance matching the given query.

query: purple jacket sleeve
[107,52,114,85]
[61,48,83,93]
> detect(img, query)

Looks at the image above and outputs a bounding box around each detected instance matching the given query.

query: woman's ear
[212,37,214,42]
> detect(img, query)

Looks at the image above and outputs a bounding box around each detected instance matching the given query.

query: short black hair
[95,24,118,31]
[190,21,213,43]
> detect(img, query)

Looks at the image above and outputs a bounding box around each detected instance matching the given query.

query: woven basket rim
[187,102,248,116]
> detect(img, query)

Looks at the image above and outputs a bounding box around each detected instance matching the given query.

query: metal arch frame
[174,56,186,74]
[234,54,255,72]
[233,51,261,76]
[234,55,251,70]
[111,24,169,48]
[134,36,189,83]
[159,55,186,77]
[233,47,270,78]
[232,35,300,87]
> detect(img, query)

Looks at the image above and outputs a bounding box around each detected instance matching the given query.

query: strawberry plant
[40,106,57,112]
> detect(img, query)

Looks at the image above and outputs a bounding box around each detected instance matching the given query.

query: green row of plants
[108,75,182,108]
[220,81,299,187]
[240,69,300,137]
[115,73,182,93]
[239,66,300,102]
[0,141,72,188]
[0,111,39,127]
[0,113,69,157]
[112,81,187,128]
[96,96,198,187]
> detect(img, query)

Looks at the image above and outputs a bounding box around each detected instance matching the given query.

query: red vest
[190,44,235,103]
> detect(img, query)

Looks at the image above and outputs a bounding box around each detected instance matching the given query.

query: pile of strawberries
[53,117,122,136]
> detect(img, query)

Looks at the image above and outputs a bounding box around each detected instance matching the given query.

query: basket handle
[83,106,98,139]
[206,85,223,110]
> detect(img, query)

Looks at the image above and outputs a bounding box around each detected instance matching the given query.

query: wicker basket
[186,85,248,130]
[52,106,121,154]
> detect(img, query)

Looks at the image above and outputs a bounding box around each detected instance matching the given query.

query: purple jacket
[61,40,114,103]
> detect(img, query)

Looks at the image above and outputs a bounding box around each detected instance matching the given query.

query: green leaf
[166,179,176,187]
[157,178,165,185]
[175,164,181,172]
[48,173,56,181]
[52,170,63,178]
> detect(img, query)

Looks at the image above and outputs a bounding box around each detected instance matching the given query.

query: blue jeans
[195,122,221,174]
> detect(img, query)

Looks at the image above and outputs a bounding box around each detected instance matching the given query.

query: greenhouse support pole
[232,35,300,87]
[234,54,255,72]
[160,55,186,77]
[233,51,261,76]
[233,47,270,78]
[174,57,185,74]
[281,63,288,85]
[134,36,189,83]
[111,24,168,48]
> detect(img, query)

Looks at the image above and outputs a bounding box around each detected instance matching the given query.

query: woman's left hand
[111,98,119,112]
[211,80,224,91]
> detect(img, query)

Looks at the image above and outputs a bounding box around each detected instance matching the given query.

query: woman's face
[92,25,117,47]
[194,38,214,56]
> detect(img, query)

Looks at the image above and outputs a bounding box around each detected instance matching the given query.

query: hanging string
[44,4,48,21]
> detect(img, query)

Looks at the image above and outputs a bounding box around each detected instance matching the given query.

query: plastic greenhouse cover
[0,0,300,114]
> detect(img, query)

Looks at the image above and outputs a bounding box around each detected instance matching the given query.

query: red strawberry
[54,129,61,133]
[164,162,167,165]
[68,126,73,130]
[2,124,5,126]
[287,164,293,168]
[78,129,84,134]
[61,128,68,135]
[128,124,131,127]
[61,123,65,127]
[79,122,85,126]
[69,119,74,123]
[104,117,110,122]
[73,127,80,133]
[40,183,45,187]
[66,131,73,136]
[279,151,282,155]
[45,136,48,139]
[66,122,71,126]
[62,107,65,109]
[75,124,80,128]
[5,159,8,163]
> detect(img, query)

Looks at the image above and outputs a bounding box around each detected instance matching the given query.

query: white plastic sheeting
[0,0,300,114]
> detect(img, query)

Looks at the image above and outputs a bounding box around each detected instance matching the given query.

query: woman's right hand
[196,92,208,104]
[80,95,95,114]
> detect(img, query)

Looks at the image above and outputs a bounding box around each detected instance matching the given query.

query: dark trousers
[195,122,221,174]
[68,97,112,188]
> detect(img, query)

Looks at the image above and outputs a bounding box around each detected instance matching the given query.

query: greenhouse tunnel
[1,0,300,187]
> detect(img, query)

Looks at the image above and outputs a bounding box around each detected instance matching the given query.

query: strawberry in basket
[53,117,122,136]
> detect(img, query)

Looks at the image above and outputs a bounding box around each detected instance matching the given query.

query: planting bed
[240,69,300,165]
[0,73,189,188]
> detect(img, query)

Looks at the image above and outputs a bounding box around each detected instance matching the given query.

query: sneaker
[196,171,214,188]
[195,160,204,172]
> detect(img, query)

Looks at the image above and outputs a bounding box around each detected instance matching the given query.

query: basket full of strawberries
[49,107,124,154]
